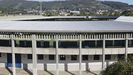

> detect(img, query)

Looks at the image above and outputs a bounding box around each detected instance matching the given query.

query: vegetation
[102,55,133,75]
[121,10,133,16]
[0,0,132,16]
[101,1,130,9]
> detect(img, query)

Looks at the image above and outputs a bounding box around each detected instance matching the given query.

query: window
[97,40,103,48]
[0,40,11,47]
[49,55,55,60]
[38,55,43,60]
[128,40,133,47]
[0,53,1,57]
[37,41,50,48]
[59,41,79,48]
[114,40,125,48]
[118,54,124,60]
[94,55,100,60]
[82,55,88,60]
[82,41,95,48]
[59,55,66,60]
[71,55,77,60]
[27,54,32,59]
[106,40,113,48]
[15,40,32,47]
[105,55,111,60]
[82,40,103,48]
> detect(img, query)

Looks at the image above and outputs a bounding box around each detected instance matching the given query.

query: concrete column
[11,35,16,75]
[79,35,82,75]
[125,34,128,62]
[56,36,59,75]
[32,35,37,75]
[102,35,105,70]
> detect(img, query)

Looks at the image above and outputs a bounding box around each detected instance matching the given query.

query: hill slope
[0,0,132,14]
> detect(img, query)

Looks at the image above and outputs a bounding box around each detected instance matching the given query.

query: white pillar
[102,35,105,70]
[11,35,16,75]
[56,36,59,75]
[79,35,82,75]
[125,34,128,62]
[32,35,37,75]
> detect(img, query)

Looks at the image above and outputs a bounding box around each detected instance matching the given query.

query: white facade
[0,33,132,75]
[0,20,133,75]
[0,54,117,71]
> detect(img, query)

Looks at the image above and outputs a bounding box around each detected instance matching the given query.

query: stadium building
[0,16,133,75]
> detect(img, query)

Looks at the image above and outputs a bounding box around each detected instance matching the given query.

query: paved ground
[70,71,100,75]
[37,70,100,75]
[0,67,11,75]
[8,68,30,75]
[16,69,30,75]
[0,68,100,75]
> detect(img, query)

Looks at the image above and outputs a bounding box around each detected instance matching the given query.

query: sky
[30,0,133,5]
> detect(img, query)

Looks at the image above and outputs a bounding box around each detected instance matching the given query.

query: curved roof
[0,21,133,33]
[115,16,133,22]
[0,15,117,21]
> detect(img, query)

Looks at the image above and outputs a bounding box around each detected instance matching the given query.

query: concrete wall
[0,47,132,55]
[21,55,117,71]
[0,53,127,71]
[0,53,7,67]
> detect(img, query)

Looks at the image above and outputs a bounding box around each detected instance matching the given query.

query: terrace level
[0,32,132,75]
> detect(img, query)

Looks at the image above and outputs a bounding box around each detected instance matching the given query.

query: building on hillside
[0,18,133,75]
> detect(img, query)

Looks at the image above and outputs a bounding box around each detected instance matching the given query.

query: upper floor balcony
[0,40,133,54]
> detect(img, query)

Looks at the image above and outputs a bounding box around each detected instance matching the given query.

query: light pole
[39,0,43,15]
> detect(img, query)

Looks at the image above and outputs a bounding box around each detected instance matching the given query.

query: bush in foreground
[102,61,133,75]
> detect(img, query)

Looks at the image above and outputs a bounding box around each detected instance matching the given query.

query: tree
[121,10,133,16]
[102,57,133,75]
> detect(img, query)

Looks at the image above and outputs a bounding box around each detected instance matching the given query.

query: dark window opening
[114,40,125,48]
[94,55,100,60]
[105,55,111,60]
[27,54,32,59]
[82,55,88,60]
[106,40,125,48]
[82,40,103,48]
[128,40,133,47]
[38,55,43,60]
[37,41,56,48]
[59,41,79,48]
[49,55,55,60]
[97,40,103,48]
[0,40,11,47]
[15,40,32,47]
[118,54,124,61]
[0,53,1,57]
[106,40,113,48]
[59,55,66,60]
[71,55,77,61]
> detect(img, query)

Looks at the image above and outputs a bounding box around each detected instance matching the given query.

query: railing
[0,33,132,40]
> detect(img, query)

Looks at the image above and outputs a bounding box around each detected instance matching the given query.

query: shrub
[102,61,133,75]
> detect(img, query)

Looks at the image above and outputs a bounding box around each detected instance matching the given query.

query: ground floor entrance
[6,53,21,68]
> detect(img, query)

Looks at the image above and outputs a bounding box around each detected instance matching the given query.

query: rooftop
[115,16,133,22]
[0,15,117,21]
[0,21,132,33]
